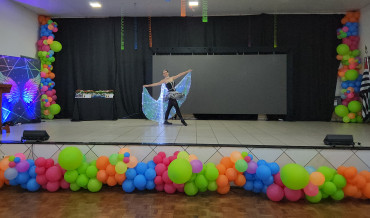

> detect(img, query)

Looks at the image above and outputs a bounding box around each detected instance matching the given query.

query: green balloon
[195,175,208,189]
[336,44,350,55]
[76,174,89,187]
[64,170,78,183]
[50,41,62,52]
[77,162,89,174]
[321,192,329,199]
[86,165,98,178]
[70,183,81,191]
[332,174,346,188]
[205,167,219,181]
[356,115,363,123]
[205,163,216,169]
[184,182,198,196]
[335,105,349,118]
[90,160,97,166]
[47,114,54,119]
[343,116,350,123]
[280,163,310,190]
[207,180,218,191]
[350,118,357,123]
[168,158,192,184]
[348,101,362,113]
[87,178,102,192]
[345,69,359,81]
[58,147,83,170]
[241,151,249,158]
[49,104,61,115]
[199,186,208,192]
[331,189,344,201]
[118,154,124,161]
[317,166,336,181]
[306,191,322,203]
[235,159,248,172]
[109,153,118,165]
[189,173,197,182]
[115,162,127,174]
[351,49,361,57]
[322,182,337,195]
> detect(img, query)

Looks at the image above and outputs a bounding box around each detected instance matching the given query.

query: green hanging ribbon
[202,0,208,23]
[121,9,124,51]
[273,14,277,48]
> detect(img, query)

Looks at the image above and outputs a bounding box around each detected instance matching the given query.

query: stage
[1,119,370,172]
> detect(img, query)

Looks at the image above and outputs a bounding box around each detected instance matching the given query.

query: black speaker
[324,134,354,146]
[22,130,49,141]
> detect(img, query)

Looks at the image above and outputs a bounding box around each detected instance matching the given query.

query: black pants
[165,98,184,121]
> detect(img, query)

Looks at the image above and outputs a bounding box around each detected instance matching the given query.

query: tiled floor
[1,119,370,147]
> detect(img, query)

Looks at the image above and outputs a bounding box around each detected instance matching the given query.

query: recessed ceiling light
[89,2,102,8]
[189,1,199,7]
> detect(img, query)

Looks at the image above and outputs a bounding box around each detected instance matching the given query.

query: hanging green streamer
[273,14,277,48]
[121,9,124,51]
[202,0,208,23]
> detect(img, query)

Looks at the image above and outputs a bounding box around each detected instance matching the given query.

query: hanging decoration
[148,17,152,48]
[36,15,62,119]
[121,8,124,51]
[181,0,186,17]
[334,11,363,123]
[273,15,278,48]
[202,0,208,23]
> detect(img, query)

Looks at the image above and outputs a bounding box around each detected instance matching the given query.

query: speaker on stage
[22,130,50,141]
[323,134,354,146]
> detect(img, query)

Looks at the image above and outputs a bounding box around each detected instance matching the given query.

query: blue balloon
[27,159,35,166]
[133,175,146,189]
[247,154,253,160]
[355,81,361,87]
[257,160,267,166]
[27,178,40,192]
[348,82,355,87]
[124,152,130,157]
[341,82,349,89]
[126,168,137,180]
[304,166,316,174]
[256,165,271,180]
[146,180,155,190]
[355,87,360,93]
[252,187,261,193]
[243,180,254,191]
[147,160,156,169]
[262,176,274,186]
[4,168,18,180]
[14,157,21,163]
[122,180,135,193]
[144,168,156,180]
[244,173,255,181]
[9,179,18,186]
[253,180,263,190]
[262,185,268,194]
[21,183,28,189]
[28,166,37,178]
[16,172,30,184]
[135,162,148,175]
[268,162,280,175]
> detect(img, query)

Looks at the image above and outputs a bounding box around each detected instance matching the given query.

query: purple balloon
[190,160,203,173]
[246,161,257,174]
[16,160,30,173]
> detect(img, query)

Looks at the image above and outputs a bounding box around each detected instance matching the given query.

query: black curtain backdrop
[53,14,341,121]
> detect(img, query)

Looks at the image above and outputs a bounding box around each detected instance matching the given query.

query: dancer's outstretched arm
[171,69,192,80]
[143,79,166,87]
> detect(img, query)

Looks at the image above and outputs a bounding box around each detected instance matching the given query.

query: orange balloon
[47,97,53,103]
[107,176,117,186]
[106,164,116,176]
[49,73,55,80]
[234,174,246,186]
[225,168,237,181]
[127,156,138,168]
[359,171,370,182]
[363,183,370,198]
[338,71,345,77]
[354,11,361,18]
[119,148,130,154]
[0,180,4,189]
[336,55,343,60]
[43,110,50,115]
[230,151,243,163]
[115,173,126,185]
[97,170,108,183]
[216,175,229,187]
[216,164,226,175]
[337,166,347,175]
[349,17,357,23]
[220,157,233,169]
[343,184,358,197]
[0,171,5,181]
[354,190,363,199]
[341,18,348,25]
[310,172,325,186]
[4,180,9,185]
[348,113,356,119]
[0,157,10,171]
[355,175,366,189]
[217,184,230,194]
[96,156,109,170]
[344,167,357,179]
[188,154,198,162]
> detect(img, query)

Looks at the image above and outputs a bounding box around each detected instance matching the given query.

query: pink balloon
[168,155,175,162]
[45,159,54,168]
[36,174,48,185]
[44,102,51,107]
[155,163,166,176]
[41,36,47,40]
[41,72,46,78]
[46,91,53,97]
[35,167,46,175]
[46,181,60,192]
[35,157,46,167]
[164,183,176,194]
[52,89,57,94]
[52,95,57,100]
[273,172,285,187]
[155,183,164,192]
[9,162,16,168]
[16,160,30,173]
[153,155,163,164]
[45,166,62,182]
[246,161,257,174]
[162,170,172,184]
[284,187,301,201]
[51,101,56,105]
[60,179,70,189]
[37,40,44,46]
[173,183,184,192]
[190,160,203,173]
[266,184,284,202]
[303,182,319,197]
[15,153,26,160]
[342,26,349,32]
[173,151,180,156]
[163,157,170,166]
[347,92,354,99]
[41,86,48,92]
[154,176,163,185]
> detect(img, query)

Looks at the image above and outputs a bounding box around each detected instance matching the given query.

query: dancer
[143,69,192,126]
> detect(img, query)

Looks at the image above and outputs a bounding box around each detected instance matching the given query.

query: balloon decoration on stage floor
[37,15,61,119]
[334,11,363,123]
[2,147,370,203]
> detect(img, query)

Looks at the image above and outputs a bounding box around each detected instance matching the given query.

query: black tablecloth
[72,98,118,121]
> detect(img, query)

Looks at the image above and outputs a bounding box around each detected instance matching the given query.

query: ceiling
[12,0,370,18]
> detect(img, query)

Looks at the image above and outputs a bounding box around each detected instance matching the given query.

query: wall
[360,4,370,70]
[0,0,38,58]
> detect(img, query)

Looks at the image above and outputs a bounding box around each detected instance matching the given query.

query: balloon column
[335,11,363,123]
[37,15,62,119]
[35,157,69,192]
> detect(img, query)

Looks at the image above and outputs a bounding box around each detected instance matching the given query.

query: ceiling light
[189,1,199,7]
[89,2,102,8]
